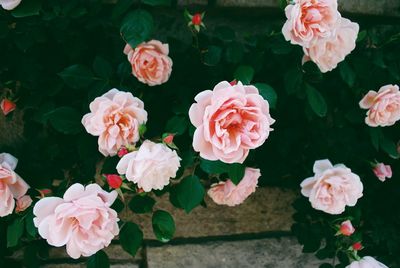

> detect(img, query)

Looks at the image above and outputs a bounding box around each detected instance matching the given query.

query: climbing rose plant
[0,0,399,267]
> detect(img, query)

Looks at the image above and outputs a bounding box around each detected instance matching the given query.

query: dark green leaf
[87,250,109,268]
[369,128,382,151]
[120,222,143,257]
[255,83,277,108]
[129,195,156,214]
[203,46,222,66]
[215,26,236,42]
[25,210,38,238]
[11,0,42,18]
[93,57,113,79]
[225,42,244,63]
[58,64,96,89]
[7,218,24,248]
[176,175,205,213]
[200,159,229,174]
[120,10,154,48]
[152,210,176,242]
[381,136,399,159]
[305,84,327,117]
[357,30,367,42]
[165,116,188,135]
[46,107,83,135]
[228,163,246,185]
[234,65,254,85]
[339,62,356,87]
[141,0,171,6]
[284,68,303,94]
[112,0,135,19]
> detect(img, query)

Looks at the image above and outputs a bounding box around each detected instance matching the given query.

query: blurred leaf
[46,107,82,135]
[11,0,42,18]
[141,0,171,6]
[58,64,96,89]
[25,210,38,238]
[203,46,222,66]
[112,0,135,19]
[284,68,303,94]
[234,65,254,85]
[255,83,277,108]
[215,26,236,42]
[176,175,205,213]
[120,222,143,257]
[152,210,176,242]
[305,84,327,117]
[93,57,113,79]
[225,42,244,63]
[165,115,188,135]
[339,62,356,87]
[87,250,109,268]
[120,10,154,48]
[7,218,24,248]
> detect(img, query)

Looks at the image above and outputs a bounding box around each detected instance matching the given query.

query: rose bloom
[0,0,21,10]
[300,159,363,215]
[116,140,181,192]
[124,40,173,86]
[15,195,33,213]
[346,257,388,268]
[359,84,400,127]
[208,168,261,207]
[282,0,340,48]
[189,81,275,164]
[373,163,392,182]
[82,88,148,156]
[33,183,119,259]
[339,220,355,236]
[0,153,30,217]
[303,18,359,73]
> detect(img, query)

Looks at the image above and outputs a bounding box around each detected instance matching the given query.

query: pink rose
[117,140,181,192]
[15,195,33,213]
[124,40,173,86]
[282,0,340,48]
[0,153,30,217]
[339,220,355,236]
[82,88,148,156]
[373,163,392,182]
[207,168,261,206]
[303,18,359,73]
[33,183,119,259]
[346,257,388,268]
[359,84,400,127]
[301,159,363,215]
[0,0,21,10]
[189,81,275,164]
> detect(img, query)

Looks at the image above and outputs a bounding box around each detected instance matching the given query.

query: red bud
[230,79,238,86]
[163,134,174,144]
[352,242,362,251]
[1,99,16,116]
[192,13,202,25]
[117,146,129,158]
[106,174,123,189]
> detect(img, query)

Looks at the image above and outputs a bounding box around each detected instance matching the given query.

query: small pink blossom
[339,220,355,236]
[208,168,261,206]
[15,195,33,213]
[373,163,392,182]
[117,146,129,158]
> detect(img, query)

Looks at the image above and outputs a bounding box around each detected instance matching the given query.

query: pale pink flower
[346,256,388,268]
[82,88,148,156]
[33,183,119,259]
[359,84,400,127]
[0,0,21,10]
[208,168,261,206]
[339,220,355,236]
[0,153,29,217]
[116,140,181,192]
[124,40,173,86]
[15,195,33,213]
[303,18,359,73]
[301,159,363,215]
[189,81,275,164]
[373,163,392,182]
[282,0,340,48]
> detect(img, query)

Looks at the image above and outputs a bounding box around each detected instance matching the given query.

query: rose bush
[0,0,399,267]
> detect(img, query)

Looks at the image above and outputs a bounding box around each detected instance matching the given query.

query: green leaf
[7,218,24,248]
[176,175,205,213]
[87,250,110,268]
[339,62,356,87]
[93,57,113,79]
[369,128,382,151]
[165,115,188,135]
[141,0,171,6]
[357,30,367,42]
[215,26,236,42]
[112,0,135,19]
[120,222,143,257]
[254,83,277,108]
[203,46,222,66]
[225,42,244,64]
[234,65,255,85]
[120,10,154,48]
[46,107,82,135]
[305,84,327,117]
[381,137,399,159]
[25,210,38,238]
[278,0,287,9]
[129,195,156,214]
[200,159,229,174]
[284,68,303,94]
[11,0,42,18]
[228,163,246,185]
[58,64,96,89]
[152,210,176,242]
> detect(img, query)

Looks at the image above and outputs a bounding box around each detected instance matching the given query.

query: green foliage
[120,10,154,48]
[152,210,176,242]
[234,65,255,85]
[120,222,143,257]
[129,195,156,214]
[7,218,24,248]
[176,175,205,213]
[87,250,110,268]
[305,83,327,117]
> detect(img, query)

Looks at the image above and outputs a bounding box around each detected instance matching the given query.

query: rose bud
[230,79,238,86]
[163,134,174,144]
[118,146,129,158]
[192,13,202,26]
[352,242,363,251]
[339,220,355,236]
[106,174,123,189]
[373,163,392,182]
[15,195,33,213]
[1,98,16,116]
